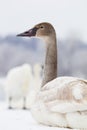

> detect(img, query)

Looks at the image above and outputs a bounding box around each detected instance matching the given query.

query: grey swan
[17,22,87,129]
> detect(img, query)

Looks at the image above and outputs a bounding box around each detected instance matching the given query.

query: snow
[0,102,75,130]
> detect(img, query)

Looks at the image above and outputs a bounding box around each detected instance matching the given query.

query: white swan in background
[17,22,87,129]
[33,63,42,89]
[5,64,33,109]
[26,63,42,109]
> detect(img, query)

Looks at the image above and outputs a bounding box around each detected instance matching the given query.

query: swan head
[17,22,56,39]
[22,64,32,72]
[33,63,42,74]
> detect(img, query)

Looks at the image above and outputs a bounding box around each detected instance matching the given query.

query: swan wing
[39,77,87,113]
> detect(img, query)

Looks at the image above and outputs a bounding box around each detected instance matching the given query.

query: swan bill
[17,27,38,37]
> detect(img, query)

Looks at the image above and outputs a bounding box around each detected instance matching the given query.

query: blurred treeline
[0,35,87,78]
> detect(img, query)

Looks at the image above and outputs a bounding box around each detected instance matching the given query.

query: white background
[0,0,87,41]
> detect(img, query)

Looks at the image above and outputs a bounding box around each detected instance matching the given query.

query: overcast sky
[0,0,87,41]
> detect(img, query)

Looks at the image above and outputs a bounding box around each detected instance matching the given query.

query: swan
[26,63,42,109]
[17,22,87,129]
[5,64,33,109]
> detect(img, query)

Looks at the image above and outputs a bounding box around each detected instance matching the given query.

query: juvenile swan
[17,22,87,129]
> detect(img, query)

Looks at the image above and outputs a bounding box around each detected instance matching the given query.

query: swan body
[31,76,87,128]
[17,22,87,129]
[5,64,33,109]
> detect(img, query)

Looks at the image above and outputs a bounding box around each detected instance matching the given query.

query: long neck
[42,35,57,87]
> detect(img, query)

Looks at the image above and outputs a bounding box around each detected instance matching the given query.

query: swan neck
[42,36,57,86]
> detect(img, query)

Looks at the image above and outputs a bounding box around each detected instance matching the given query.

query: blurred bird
[5,64,33,109]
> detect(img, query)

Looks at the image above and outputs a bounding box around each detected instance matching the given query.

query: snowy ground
[0,102,77,130]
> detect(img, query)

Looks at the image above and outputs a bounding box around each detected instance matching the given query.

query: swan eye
[40,26,44,29]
